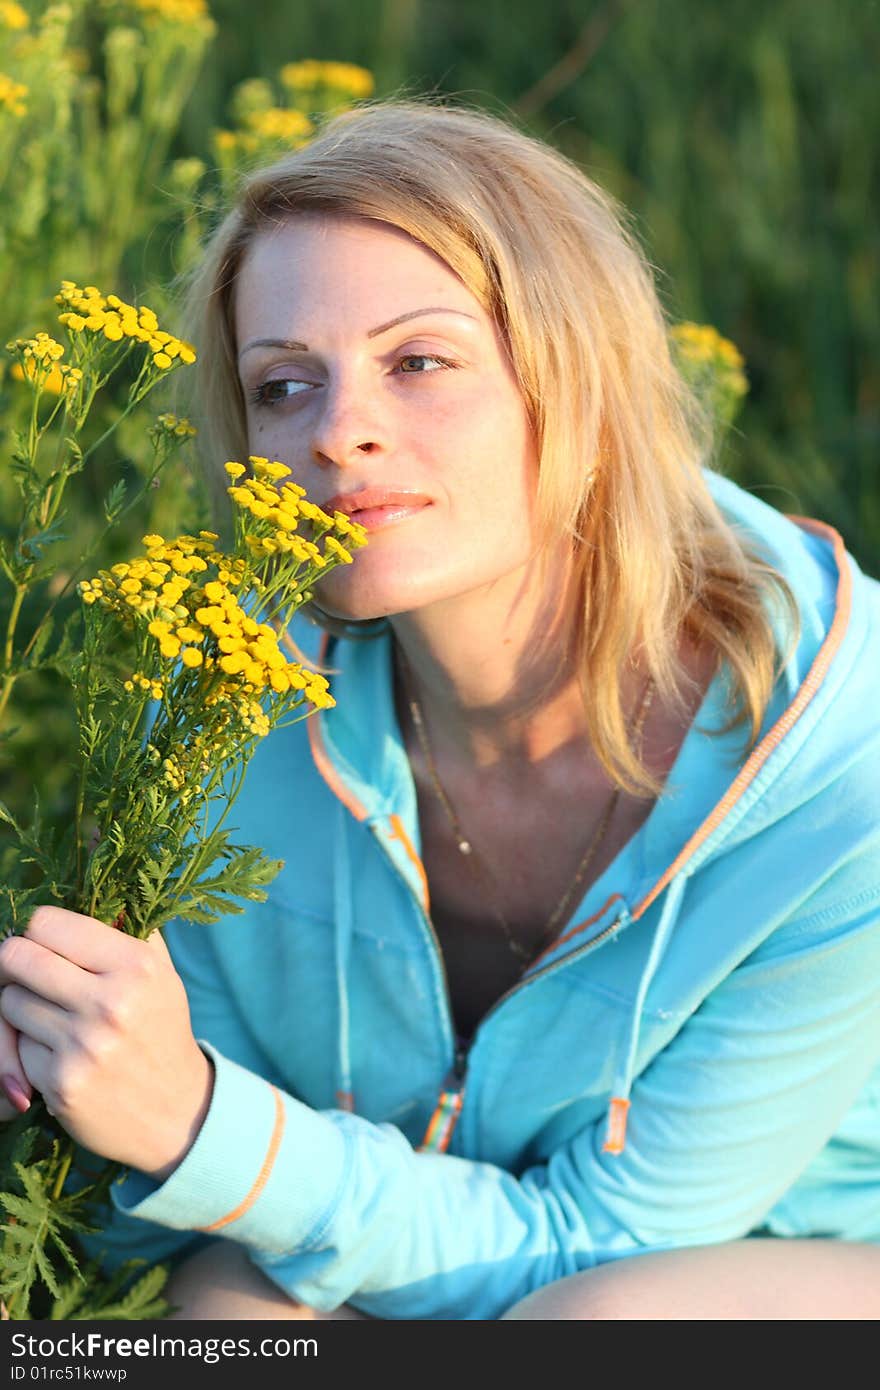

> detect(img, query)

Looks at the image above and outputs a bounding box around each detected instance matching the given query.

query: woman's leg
[165,1240,369,1320]
[501,1238,880,1320]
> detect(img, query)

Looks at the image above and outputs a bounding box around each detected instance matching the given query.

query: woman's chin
[308,575,404,624]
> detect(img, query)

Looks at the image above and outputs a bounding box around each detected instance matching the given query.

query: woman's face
[234,213,542,622]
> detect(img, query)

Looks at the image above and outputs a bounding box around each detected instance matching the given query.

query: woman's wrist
[139,1047,215,1185]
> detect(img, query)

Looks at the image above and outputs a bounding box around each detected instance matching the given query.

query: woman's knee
[501,1267,627,1320]
[165,1239,365,1320]
[501,1239,880,1320]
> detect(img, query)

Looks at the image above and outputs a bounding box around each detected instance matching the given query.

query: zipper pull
[419,1039,469,1154]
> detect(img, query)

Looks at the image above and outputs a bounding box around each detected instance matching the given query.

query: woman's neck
[389,550,614,781]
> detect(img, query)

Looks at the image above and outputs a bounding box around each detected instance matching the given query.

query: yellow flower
[262,460,292,480]
[324,535,353,564]
[219,651,249,675]
[181,647,203,668]
[129,0,211,23]
[245,106,313,143]
[280,59,374,99]
[297,499,334,528]
[0,72,27,116]
[0,2,29,30]
[224,461,246,478]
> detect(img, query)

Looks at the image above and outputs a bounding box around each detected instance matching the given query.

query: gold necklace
[396,644,656,968]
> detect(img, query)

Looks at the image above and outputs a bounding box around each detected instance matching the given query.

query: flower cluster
[223,455,368,566]
[669,321,748,426]
[154,412,197,438]
[280,60,374,98]
[7,332,83,397]
[244,106,313,142]
[670,322,746,371]
[10,330,63,364]
[78,495,351,764]
[55,282,196,371]
[77,455,371,747]
[213,61,375,170]
[126,671,164,700]
[0,71,27,116]
[214,105,313,156]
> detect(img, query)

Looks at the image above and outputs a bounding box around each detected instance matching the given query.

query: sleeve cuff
[111,1041,350,1255]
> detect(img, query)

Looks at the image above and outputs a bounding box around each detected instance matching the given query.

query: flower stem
[0,583,27,725]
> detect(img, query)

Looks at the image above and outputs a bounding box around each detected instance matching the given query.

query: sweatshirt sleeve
[107,880,880,1320]
[75,912,285,1277]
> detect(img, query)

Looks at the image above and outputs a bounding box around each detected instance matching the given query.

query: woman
[1,100,879,1320]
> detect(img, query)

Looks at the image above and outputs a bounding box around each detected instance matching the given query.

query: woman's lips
[345,501,431,531]
[320,490,432,532]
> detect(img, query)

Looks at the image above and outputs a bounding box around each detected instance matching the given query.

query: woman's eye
[248,379,312,406]
[397,354,455,374]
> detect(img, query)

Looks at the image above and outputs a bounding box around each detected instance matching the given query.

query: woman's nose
[308,378,390,470]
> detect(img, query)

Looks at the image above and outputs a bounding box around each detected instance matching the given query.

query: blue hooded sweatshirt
[82,468,880,1319]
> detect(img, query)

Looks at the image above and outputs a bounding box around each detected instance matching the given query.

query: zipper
[370,820,629,1152]
[369,819,458,1056]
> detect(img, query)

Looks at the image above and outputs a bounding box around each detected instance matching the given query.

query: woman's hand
[0,907,214,1183]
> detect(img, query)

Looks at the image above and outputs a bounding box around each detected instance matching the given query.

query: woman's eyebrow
[238,307,478,359]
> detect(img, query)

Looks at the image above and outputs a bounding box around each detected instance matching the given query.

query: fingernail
[1,1075,31,1113]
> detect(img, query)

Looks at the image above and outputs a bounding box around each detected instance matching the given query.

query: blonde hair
[186,97,800,797]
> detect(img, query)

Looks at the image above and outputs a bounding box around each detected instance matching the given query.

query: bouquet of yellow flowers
[0,282,365,1319]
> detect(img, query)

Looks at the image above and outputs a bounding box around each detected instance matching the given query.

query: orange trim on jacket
[200,1086,286,1232]
[305,631,370,824]
[388,813,431,913]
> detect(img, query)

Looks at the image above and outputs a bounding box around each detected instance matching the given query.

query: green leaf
[102,478,127,523]
[19,522,68,563]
